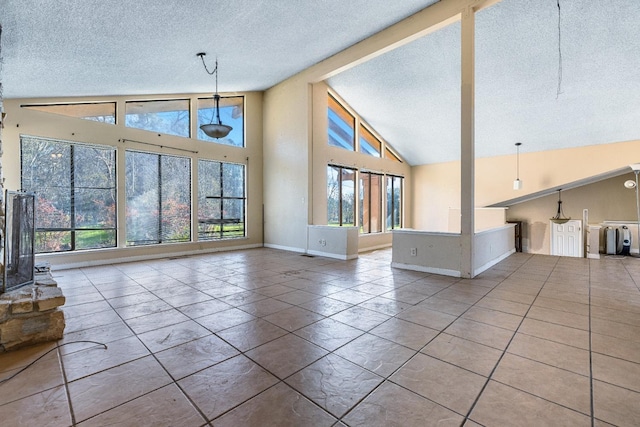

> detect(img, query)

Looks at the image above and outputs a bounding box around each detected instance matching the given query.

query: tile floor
[1,248,640,426]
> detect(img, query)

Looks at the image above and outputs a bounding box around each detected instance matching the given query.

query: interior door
[550,219,583,257]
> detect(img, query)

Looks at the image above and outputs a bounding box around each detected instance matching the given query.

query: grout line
[57,343,77,427]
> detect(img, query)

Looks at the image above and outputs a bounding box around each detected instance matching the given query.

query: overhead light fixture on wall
[550,189,570,224]
[513,142,523,190]
[197,52,232,139]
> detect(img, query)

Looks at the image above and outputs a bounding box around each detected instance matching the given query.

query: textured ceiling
[0,0,436,97]
[329,0,640,164]
[2,0,640,166]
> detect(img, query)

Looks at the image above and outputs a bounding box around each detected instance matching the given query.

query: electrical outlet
[410,248,417,256]
[320,239,326,247]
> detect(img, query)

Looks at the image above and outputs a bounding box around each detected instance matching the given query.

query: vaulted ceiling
[3,0,640,165]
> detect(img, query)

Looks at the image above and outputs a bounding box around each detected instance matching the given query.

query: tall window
[387,175,403,230]
[198,160,246,240]
[125,99,190,138]
[359,125,381,157]
[125,151,191,245]
[328,95,355,150]
[327,165,356,226]
[21,136,117,253]
[360,172,383,233]
[197,96,245,147]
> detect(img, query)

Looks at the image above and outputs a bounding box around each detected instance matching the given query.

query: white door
[550,220,583,257]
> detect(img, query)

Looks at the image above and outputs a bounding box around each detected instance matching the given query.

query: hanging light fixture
[197,52,232,139]
[550,189,571,224]
[513,142,523,190]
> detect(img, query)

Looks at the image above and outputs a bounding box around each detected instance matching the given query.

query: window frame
[327,165,356,227]
[386,175,403,230]
[20,136,118,253]
[359,171,383,234]
[328,94,356,151]
[197,159,247,240]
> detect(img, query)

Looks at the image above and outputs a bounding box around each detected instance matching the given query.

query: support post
[460,7,475,278]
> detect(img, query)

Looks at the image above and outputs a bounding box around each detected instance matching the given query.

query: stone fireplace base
[0,272,65,352]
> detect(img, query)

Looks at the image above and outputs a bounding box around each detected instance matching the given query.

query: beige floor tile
[462,306,523,330]
[492,353,590,415]
[175,298,233,318]
[396,306,457,331]
[286,354,383,417]
[124,308,191,334]
[381,288,430,304]
[591,317,640,343]
[391,353,486,415]
[475,296,530,316]
[417,296,472,316]
[213,382,336,427]
[0,349,64,406]
[178,355,278,420]
[64,309,123,334]
[0,385,71,427]
[216,318,288,352]
[262,306,324,332]
[195,307,256,332]
[137,320,212,353]
[343,381,463,427]
[330,306,390,331]
[526,305,589,331]
[273,289,321,305]
[0,342,58,372]
[518,318,589,350]
[533,296,589,316]
[469,380,590,426]
[485,289,536,304]
[77,384,205,427]
[294,317,363,351]
[155,334,239,379]
[592,332,640,363]
[422,333,502,377]
[335,333,416,377]
[62,335,149,382]
[238,297,293,317]
[591,305,640,327]
[444,318,514,350]
[507,332,590,376]
[434,288,484,305]
[593,379,640,426]
[245,334,328,379]
[369,317,439,350]
[68,355,172,423]
[358,296,412,316]
[592,353,640,393]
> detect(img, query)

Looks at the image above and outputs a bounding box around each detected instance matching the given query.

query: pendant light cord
[556,0,563,99]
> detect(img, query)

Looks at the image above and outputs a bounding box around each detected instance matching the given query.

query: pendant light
[197,52,232,139]
[513,142,523,190]
[550,189,571,224]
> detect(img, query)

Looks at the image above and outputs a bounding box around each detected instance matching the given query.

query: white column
[460,7,475,278]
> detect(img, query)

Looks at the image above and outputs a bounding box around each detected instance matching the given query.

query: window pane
[328,96,355,150]
[386,176,403,229]
[222,163,245,198]
[76,230,117,250]
[21,136,117,253]
[341,168,355,226]
[370,174,382,233]
[125,99,190,137]
[198,159,246,241]
[160,156,191,243]
[385,147,402,162]
[126,151,160,245]
[360,126,381,157]
[327,166,340,226]
[359,173,369,233]
[197,96,244,147]
[22,102,116,124]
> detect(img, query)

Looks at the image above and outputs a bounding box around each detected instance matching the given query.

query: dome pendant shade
[200,123,232,139]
